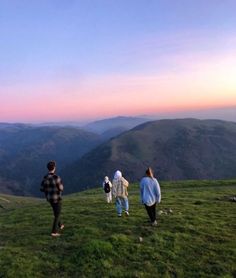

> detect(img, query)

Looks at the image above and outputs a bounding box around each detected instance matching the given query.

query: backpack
[104,182,111,193]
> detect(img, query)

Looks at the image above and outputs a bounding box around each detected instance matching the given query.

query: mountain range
[83,116,149,139]
[0,118,236,196]
[61,118,236,193]
[0,125,102,195]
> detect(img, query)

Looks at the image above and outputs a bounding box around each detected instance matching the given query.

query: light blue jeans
[115,197,129,214]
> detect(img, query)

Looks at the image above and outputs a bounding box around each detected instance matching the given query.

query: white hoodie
[112,170,129,198]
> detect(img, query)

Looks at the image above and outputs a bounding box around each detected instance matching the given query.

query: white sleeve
[155,179,161,203]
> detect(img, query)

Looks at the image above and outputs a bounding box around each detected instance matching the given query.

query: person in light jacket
[112,170,129,217]
[102,176,112,203]
[140,167,161,226]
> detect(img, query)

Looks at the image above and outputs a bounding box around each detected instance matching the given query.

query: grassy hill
[0,180,235,277]
[62,119,236,192]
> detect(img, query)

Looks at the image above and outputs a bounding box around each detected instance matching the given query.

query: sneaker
[51,233,61,237]
[118,214,122,217]
[125,211,129,216]
[151,220,158,226]
[60,224,65,230]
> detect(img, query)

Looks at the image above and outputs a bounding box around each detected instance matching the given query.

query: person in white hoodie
[102,176,112,203]
[112,170,129,217]
[140,167,161,226]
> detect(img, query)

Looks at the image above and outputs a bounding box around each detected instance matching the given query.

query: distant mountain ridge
[0,117,150,196]
[83,116,150,134]
[1,118,236,196]
[61,118,236,193]
[0,125,102,196]
[0,123,31,129]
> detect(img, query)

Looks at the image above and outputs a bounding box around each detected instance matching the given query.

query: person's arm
[140,180,144,204]
[56,176,64,192]
[122,178,129,188]
[40,177,49,199]
[40,179,45,192]
[112,181,116,197]
[154,179,161,203]
[109,181,112,188]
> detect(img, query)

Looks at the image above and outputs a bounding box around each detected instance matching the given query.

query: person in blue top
[140,167,161,226]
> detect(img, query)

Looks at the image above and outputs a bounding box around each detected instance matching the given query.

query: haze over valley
[1,117,236,196]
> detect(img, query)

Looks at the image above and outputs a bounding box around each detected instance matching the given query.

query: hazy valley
[0,118,236,196]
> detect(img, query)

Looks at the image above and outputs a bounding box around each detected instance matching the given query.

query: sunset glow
[0,1,236,122]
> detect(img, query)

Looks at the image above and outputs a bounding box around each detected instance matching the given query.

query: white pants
[105,192,112,203]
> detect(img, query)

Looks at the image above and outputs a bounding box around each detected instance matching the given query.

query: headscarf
[104,176,109,182]
[114,170,122,180]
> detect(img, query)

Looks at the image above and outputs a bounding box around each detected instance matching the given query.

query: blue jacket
[140,177,161,206]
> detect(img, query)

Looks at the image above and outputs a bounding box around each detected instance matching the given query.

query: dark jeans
[145,203,156,223]
[50,200,62,233]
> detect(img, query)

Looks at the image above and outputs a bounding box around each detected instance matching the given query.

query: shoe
[51,233,61,237]
[151,220,158,226]
[60,224,65,230]
[125,211,129,216]
[118,214,122,217]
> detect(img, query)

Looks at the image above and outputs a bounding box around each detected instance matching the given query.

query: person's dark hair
[146,167,154,178]
[47,161,56,171]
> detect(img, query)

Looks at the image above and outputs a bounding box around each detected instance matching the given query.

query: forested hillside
[62,119,236,193]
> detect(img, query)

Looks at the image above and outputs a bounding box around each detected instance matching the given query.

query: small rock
[230,196,236,202]
[168,208,173,213]
[158,210,164,215]
[139,237,143,243]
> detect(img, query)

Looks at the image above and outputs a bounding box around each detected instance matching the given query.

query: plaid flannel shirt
[112,177,129,198]
[40,173,63,203]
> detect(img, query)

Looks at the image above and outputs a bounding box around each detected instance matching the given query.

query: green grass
[0,180,236,278]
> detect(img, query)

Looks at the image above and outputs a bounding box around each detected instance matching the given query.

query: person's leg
[115,197,122,215]
[124,197,129,211]
[144,204,152,222]
[152,203,157,222]
[106,193,109,203]
[109,192,112,203]
[50,201,62,233]
[145,204,156,223]
[57,201,62,228]
[50,202,57,233]
[122,197,129,215]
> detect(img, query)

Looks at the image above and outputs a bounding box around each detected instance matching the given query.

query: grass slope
[0,180,236,278]
[62,119,236,191]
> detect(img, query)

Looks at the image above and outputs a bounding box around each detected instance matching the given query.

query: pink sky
[1,1,236,123]
[1,48,236,123]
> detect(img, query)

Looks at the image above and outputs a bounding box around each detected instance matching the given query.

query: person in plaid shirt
[112,170,129,217]
[40,161,64,237]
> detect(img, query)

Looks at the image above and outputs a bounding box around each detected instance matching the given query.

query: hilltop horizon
[1,105,236,125]
[1,118,236,197]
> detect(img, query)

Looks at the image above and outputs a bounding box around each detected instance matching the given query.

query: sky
[0,0,236,123]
